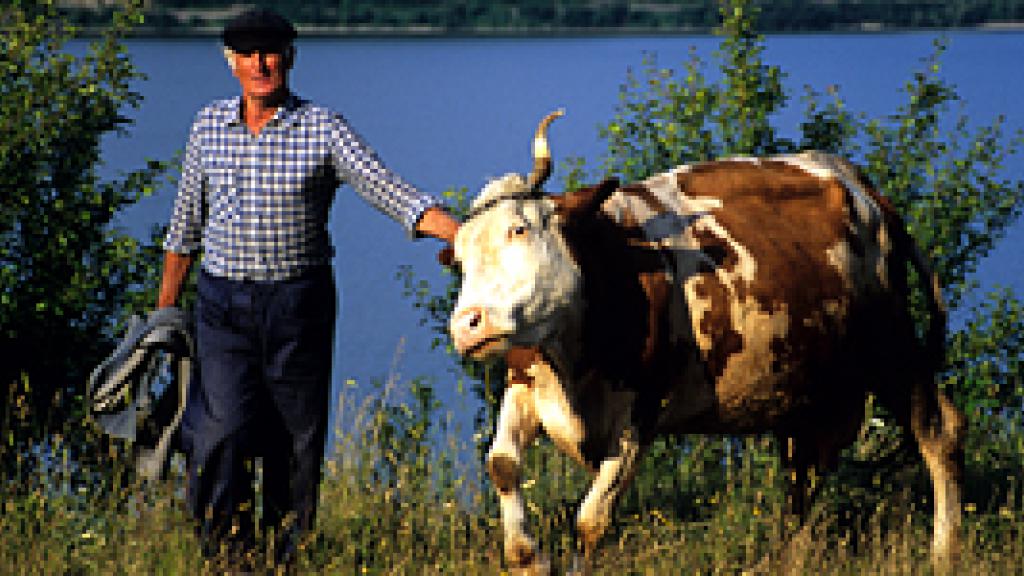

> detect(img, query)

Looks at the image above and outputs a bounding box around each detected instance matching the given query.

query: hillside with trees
[57,0,1024,35]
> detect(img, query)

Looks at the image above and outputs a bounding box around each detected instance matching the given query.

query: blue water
[101,32,1024,436]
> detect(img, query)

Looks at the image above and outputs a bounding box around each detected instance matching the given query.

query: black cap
[222,8,296,53]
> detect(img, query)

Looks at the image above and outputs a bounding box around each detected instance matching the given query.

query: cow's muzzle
[450,306,507,359]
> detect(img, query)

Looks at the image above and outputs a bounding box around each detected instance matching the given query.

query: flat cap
[222,8,296,53]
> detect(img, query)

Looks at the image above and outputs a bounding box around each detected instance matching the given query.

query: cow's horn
[526,109,564,192]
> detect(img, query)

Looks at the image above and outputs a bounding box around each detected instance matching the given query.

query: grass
[2,371,1023,575]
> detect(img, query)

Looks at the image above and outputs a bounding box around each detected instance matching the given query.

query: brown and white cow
[448,112,965,575]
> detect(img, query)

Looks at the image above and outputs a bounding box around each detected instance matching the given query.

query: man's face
[229,47,292,100]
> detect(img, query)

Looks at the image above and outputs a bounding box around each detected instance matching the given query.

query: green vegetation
[3,0,1024,574]
[1,1,169,459]
[58,0,1024,35]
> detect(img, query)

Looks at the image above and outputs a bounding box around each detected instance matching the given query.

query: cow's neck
[557,213,669,386]
[533,304,586,385]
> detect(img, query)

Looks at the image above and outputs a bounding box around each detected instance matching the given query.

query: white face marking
[452,175,582,352]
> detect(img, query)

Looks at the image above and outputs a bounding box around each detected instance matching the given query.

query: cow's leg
[759,436,818,576]
[762,427,851,575]
[488,381,547,575]
[784,424,852,514]
[569,425,643,576]
[781,436,816,522]
[876,376,965,571]
[908,383,965,570]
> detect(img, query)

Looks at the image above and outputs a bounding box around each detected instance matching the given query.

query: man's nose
[255,52,271,72]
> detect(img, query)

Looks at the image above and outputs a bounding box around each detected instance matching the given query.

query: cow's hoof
[507,554,550,576]
[505,534,547,575]
[507,557,550,576]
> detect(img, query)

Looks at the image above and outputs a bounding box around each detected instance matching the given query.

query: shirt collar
[227,92,303,129]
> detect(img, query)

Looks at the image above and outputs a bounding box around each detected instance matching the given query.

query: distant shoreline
[67,20,1024,39]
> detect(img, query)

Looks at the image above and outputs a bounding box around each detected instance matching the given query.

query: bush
[0,1,169,452]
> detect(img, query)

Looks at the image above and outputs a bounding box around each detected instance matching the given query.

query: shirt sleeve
[163,118,205,255]
[327,114,440,237]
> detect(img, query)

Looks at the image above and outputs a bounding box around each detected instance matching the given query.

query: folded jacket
[87,306,193,480]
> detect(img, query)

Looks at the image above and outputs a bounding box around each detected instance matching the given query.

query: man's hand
[415,207,460,245]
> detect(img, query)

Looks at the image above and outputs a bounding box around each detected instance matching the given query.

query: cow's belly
[653,312,867,434]
[654,363,807,434]
[709,371,813,431]
[666,261,873,432]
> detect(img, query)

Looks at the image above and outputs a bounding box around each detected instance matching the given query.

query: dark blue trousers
[183,266,336,559]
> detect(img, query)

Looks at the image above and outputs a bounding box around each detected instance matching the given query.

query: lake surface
[100,32,1024,435]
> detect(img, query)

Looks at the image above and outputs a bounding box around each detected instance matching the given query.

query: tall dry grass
[2,364,1022,575]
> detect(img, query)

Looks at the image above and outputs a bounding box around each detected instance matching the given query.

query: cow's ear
[552,177,619,223]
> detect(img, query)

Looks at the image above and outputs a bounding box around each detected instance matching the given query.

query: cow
[446,111,965,575]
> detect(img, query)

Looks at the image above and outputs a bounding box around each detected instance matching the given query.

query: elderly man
[156,8,458,566]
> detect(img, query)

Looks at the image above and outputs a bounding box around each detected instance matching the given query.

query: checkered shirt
[163,93,439,281]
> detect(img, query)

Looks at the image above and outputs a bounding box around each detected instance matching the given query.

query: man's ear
[551,177,619,223]
[223,47,238,71]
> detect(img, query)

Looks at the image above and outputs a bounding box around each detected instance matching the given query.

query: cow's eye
[509,224,528,238]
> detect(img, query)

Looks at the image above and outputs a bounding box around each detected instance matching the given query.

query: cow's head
[449,111,618,360]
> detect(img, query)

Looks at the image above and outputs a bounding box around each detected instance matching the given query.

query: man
[156,8,459,565]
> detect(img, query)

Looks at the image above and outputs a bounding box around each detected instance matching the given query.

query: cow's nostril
[454,308,486,334]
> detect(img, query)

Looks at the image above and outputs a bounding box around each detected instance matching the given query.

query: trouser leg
[261,267,336,555]
[191,432,256,557]
[188,270,264,558]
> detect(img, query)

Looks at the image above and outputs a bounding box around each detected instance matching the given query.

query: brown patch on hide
[506,347,543,387]
[691,226,740,278]
[691,273,744,381]
[638,271,671,365]
[677,160,855,382]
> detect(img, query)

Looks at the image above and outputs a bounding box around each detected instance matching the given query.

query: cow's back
[599,152,916,432]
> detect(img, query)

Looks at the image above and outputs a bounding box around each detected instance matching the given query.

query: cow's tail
[891,215,948,375]
[843,152,948,373]
[885,203,965,570]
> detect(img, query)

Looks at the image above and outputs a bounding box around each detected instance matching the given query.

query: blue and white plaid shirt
[164,93,439,281]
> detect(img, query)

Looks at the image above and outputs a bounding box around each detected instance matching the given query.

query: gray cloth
[87,306,194,480]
